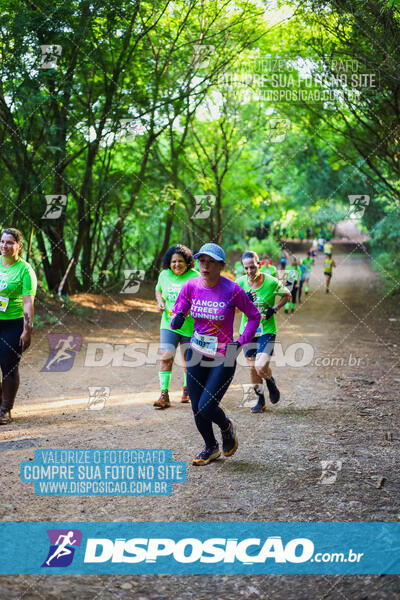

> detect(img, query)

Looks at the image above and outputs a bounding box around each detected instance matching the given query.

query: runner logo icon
[41,334,82,372]
[87,386,110,410]
[121,270,145,294]
[42,529,82,568]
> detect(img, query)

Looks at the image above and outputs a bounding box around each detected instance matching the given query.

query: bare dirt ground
[0,248,400,599]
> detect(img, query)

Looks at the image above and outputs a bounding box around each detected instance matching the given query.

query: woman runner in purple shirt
[171,243,260,466]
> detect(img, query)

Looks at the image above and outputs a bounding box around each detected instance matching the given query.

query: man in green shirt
[236,251,291,413]
[284,257,301,313]
[301,251,313,294]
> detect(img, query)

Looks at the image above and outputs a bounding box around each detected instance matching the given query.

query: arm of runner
[332,259,336,267]
[233,284,261,346]
[272,279,292,314]
[20,295,34,352]
[170,281,191,329]
[155,272,165,311]
[273,291,291,312]
[155,290,165,312]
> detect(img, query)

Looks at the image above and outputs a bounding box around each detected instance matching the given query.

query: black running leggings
[186,347,236,449]
[298,279,304,301]
[0,318,23,377]
[0,318,23,410]
[288,282,298,304]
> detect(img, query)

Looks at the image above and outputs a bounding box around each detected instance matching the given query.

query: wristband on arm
[170,311,185,330]
[263,307,277,320]
[246,290,256,303]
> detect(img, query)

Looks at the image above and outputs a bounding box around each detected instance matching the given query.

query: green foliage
[33,313,60,328]
[247,235,282,261]
[369,203,400,289]
[0,0,398,294]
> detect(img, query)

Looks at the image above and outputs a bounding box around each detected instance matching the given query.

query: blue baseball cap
[194,243,226,262]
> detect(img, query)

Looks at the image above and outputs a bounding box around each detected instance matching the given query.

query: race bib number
[0,296,9,312]
[192,331,218,356]
[254,323,263,337]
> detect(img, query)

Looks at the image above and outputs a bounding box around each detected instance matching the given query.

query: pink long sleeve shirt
[173,276,261,357]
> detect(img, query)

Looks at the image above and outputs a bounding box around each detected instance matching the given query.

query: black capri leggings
[287,282,298,304]
[0,318,24,379]
[186,347,236,449]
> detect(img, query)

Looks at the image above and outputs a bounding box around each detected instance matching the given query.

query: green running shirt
[0,258,37,320]
[302,257,313,274]
[236,274,289,336]
[155,268,199,336]
[285,264,301,283]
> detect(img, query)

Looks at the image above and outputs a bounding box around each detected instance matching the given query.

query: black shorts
[0,318,24,377]
[244,333,276,358]
[324,272,332,278]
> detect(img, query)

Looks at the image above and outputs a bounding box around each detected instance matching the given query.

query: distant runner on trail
[154,245,199,409]
[298,261,306,303]
[324,253,336,293]
[260,255,278,278]
[236,251,291,413]
[311,238,318,257]
[279,249,288,273]
[301,251,313,295]
[171,243,260,466]
[284,257,301,313]
[324,238,333,256]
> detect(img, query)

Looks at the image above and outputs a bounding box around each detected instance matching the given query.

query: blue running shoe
[266,376,280,404]
[251,386,266,413]
[221,420,238,456]
[192,445,220,466]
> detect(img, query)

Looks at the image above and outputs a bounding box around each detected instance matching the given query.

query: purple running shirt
[173,276,260,356]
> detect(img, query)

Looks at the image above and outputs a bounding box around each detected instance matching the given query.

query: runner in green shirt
[284,257,301,313]
[301,251,313,294]
[0,228,37,424]
[154,244,199,409]
[260,255,278,278]
[236,251,291,413]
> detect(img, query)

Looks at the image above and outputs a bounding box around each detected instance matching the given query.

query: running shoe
[153,391,170,409]
[326,288,329,293]
[284,308,289,314]
[192,445,221,466]
[0,410,12,425]
[221,420,238,456]
[251,387,266,413]
[266,376,280,404]
[181,387,190,403]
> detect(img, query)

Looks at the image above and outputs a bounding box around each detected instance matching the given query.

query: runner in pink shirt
[171,243,260,466]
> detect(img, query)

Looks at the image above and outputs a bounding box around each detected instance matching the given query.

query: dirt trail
[1,250,400,599]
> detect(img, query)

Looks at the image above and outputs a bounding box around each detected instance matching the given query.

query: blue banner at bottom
[0,522,399,574]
